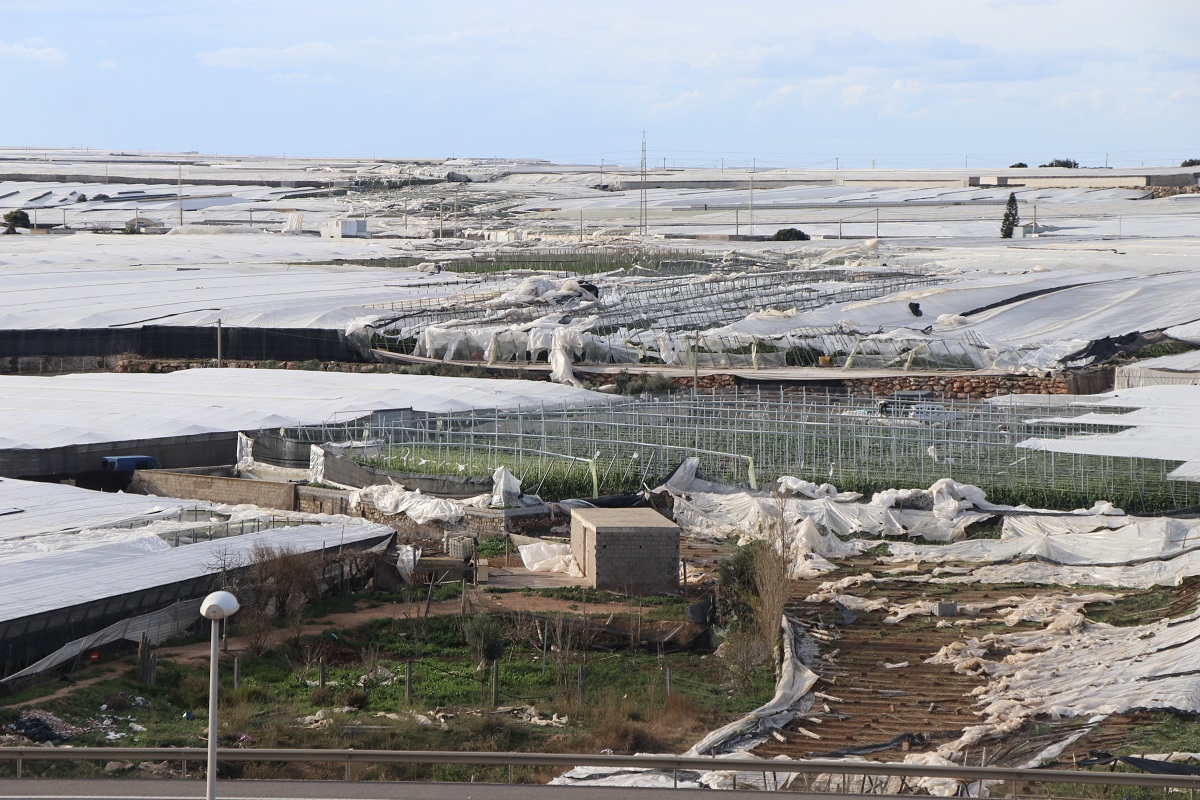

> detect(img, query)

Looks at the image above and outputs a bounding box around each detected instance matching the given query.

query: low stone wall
[297,485,351,516]
[835,366,1113,400]
[131,469,297,510]
[463,505,554,537]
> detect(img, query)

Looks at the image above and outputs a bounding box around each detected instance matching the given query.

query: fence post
[491,660,500,707]
[405,661,412,704]
[319,658,326,690]
[577,664,586,704]
[233,657,241,690]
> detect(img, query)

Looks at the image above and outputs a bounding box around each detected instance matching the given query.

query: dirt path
[8,668,123,709]
[157,591,650,665]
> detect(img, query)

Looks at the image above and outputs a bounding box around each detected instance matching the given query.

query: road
[0,778,875,800]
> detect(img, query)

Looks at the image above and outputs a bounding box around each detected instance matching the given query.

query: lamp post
[200,591,239,800]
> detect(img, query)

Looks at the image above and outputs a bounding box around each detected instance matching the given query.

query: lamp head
[200,591,240,621]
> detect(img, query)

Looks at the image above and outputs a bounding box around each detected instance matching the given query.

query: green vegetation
[0,607,773,781]
[3,210,31,229]
[611,369,674,396]
[1128,338,1200,360]
[1040,158,1080,169]
[771,227,810,241]
[1181,159,1200,168]
[1084,585,1178,626]
[1009,162,1028,168]
[1000,191,1020,239]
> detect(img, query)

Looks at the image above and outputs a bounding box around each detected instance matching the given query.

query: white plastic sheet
[517,541,582,576]
[349,485,464,525]
[490,466,542,508]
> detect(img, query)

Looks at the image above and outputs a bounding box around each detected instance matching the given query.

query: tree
[74,194,88,203]
[3,210,31,228]
[463,614,507,703]
[772,227,810,241]
[1009,162,1028,168]
[1040,158,1079,169]
[1000,191,1020,239]
[1182,159,1200,168]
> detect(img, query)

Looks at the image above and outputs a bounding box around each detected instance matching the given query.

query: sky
[1,0,1197,169]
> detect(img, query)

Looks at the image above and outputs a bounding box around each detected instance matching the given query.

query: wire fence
[280,389,1200,513]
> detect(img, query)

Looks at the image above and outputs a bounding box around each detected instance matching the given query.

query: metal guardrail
[1,747,1198,793]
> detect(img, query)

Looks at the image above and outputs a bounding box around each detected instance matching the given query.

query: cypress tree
[1000,191,1020,238]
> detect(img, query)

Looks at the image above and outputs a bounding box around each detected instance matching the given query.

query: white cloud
[197,41,340,71]
[842,84,871,107]
[0,38,68,68]
[99,59,118,70]
[266,71,337,86]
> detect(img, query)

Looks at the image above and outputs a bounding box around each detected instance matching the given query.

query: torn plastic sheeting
[550,616,816,790]
[932,551,1200,589]
[927,605,1200,736]
[518,541,582,577]
[1078,753,1200,776]
[349,485,464,525]
[686,615,817,757]
[396,545,417,581]
[813,732,928,759]
[776,476,862,502]
[491,465,542,509]
[885,515,1200,568]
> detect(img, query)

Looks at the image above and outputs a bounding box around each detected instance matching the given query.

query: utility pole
[748,173,754,237]
[177,164,183,228]
[875,208,880,239]
[579,210,584,242]
[836,157,839,170]
[453,189,459,236]
[638,132,648,236]
[216,319,223,368]
[735,209,739,236]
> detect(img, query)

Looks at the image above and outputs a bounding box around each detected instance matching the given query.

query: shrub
[1009,162,1028,168]
[340,687,369,709]
[1182,159,1200,168]
[3,210,31,228]
[1040,158,1079,169]
[772,227,810,241]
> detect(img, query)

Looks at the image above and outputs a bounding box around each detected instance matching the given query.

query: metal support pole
[216,320,222,368]
[206,619,220,800]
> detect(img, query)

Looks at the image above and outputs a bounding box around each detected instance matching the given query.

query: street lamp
[200,591,239,800]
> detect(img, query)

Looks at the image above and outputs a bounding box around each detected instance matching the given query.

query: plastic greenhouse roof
[0,368,612,451]
[0,477,192,541]
[0,520,393,623]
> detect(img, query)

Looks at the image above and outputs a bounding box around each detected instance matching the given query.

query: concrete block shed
[570,507,680,595]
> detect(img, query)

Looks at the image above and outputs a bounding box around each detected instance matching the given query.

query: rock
[104,761,134,773]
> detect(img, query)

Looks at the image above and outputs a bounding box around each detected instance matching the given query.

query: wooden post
[490,660,500,707]
[665,668,673,698]
[405,661,412,704]
[319,658,327,689]
[233,657,241,690]
[577,664,585,704]
[541,628,548,677]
